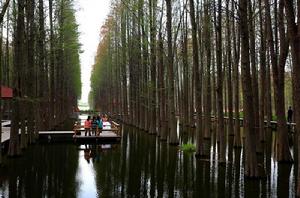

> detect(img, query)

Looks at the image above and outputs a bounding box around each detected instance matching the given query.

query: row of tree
[90,0,300,195]
[0,0,81,159]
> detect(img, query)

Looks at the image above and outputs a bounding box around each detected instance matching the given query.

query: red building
[1,85,13,99]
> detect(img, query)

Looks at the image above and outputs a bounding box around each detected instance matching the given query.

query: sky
[75,0,111,105]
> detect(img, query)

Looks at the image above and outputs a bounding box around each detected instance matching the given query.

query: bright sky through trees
[75,0,111,104]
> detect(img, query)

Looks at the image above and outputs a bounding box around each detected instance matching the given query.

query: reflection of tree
[1,144,79,197]
[93,139,123,197]
[167,146,177,198]
[90,125,294,197]
[157,141,167,197]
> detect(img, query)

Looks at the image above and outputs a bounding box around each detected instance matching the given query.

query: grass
[180,143,196,152]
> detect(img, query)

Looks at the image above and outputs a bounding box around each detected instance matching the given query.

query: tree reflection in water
[0,125,296,197]
[0,144,79,198]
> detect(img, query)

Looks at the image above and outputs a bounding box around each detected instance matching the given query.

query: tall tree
[265,0,292,162]
[49,0,55,128]
[248,0,260,149]
[0,0,10,164]
[259,0,266,142]
[203,0,212,139]
[165,0,178,145]
[25,0,35,145]
[284,0,300,195]
[216,0,225,163]
[239,0,258,177]
[189,0,203,155]
[8,0,25,156]
[149,0,157,135]
[226,0,234,137]
[232,0,241,147]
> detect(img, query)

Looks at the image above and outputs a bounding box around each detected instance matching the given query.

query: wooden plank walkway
[39,130,121,143]
[1,127,11,143]
[189,116,297,131]
[1,119,122,144]
[39,131,119,137]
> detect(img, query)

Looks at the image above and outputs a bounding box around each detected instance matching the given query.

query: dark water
[0,124,296,197]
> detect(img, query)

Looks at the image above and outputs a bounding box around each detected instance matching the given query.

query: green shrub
[181,143,196,152]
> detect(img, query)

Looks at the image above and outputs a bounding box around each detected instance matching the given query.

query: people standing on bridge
[96,116,103,136]
[91,116,98,135]
[287,106,293,123]
[84,116,91,136]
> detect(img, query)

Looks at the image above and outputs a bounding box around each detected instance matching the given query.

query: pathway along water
[0,119,296,197]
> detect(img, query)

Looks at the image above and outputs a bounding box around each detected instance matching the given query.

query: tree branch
[0,0,10,24]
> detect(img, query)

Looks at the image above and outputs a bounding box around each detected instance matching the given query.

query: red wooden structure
[1,85,13,99]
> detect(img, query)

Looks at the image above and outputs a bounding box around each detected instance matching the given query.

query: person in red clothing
[84,116,91,136]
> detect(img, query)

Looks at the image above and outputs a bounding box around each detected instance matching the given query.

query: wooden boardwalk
[1,120,122,144]
[39,131,121,143]
[1,120,12,143]
[40,121,122,143]
[1,127,10,143]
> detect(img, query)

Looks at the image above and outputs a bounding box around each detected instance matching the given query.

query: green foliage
[59,0,82,98]
[180,143,196,152]
[90,17,116,109]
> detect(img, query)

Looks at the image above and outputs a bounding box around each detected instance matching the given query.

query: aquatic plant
[180,143,196,152]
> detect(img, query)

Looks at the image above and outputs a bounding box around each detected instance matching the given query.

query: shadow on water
[0,121,297,197]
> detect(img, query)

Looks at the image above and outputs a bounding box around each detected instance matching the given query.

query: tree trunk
[226,0,234,137]
[232,0,241,147]
[26,0,35,145]
[239,0,259,177]
[216,0,225,163]
[158,31,167,140]
[265,0,292,162]
[283,1,300,194]
[49,0,55,128]
[149,0,157,134]
[0,24,2,164]
[165,0,178,145]
[203,0,211,139]
[259,0,266,142]
[248,0,260,152]
[189,0,203,155]
[182,13,189,130]
[8,0,25,157]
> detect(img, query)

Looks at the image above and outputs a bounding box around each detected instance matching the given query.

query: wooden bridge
[1,120,122,145]
[39,120,121,144]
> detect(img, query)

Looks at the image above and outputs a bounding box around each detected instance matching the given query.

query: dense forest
[89,0,300,196]
[0,0,81,157]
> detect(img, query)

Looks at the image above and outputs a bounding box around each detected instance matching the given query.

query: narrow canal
[0,117,296,197]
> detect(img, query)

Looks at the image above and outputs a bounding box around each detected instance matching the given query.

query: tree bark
[8,0,25,156]
[239,0,259,177]
[149,0,157,134]
[0,0,10,24]
[266,0,292,162]
[203,0,211,139]
[259,0,266,142]
[189,0,203,155]
[49,0,55,128]
[248,1,260,150]
[165,0,178,145]
[232,0,241,147]
[283,0,300,195]
[216,0,225,163]
[226,0,234,137]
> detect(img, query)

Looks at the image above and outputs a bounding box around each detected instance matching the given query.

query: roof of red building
[1,85,13,99]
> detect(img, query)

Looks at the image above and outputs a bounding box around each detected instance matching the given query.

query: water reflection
[0,125,297,197]
[0,144,79,198]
